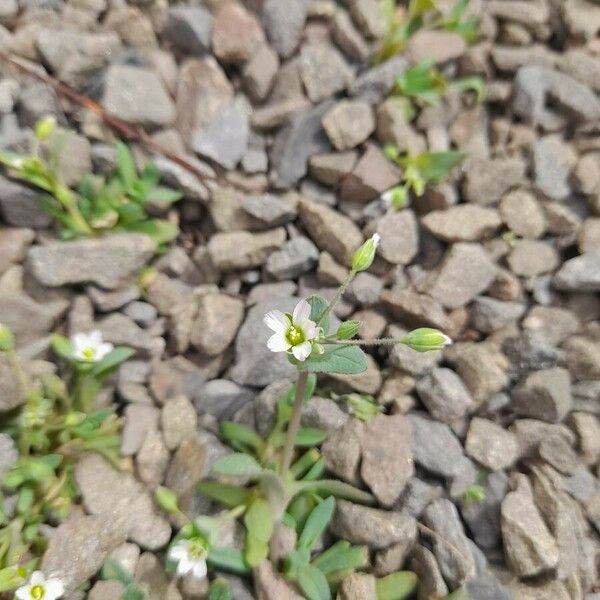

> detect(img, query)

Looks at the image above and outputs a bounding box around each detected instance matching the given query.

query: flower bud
[155,486,179,514]
[336,320,361,340]
[35,116,56,141]
[382,186,408,210]
[401,327,452,352]
[345,393,383,422]
[351,233,380,272]
[0,324,14,351]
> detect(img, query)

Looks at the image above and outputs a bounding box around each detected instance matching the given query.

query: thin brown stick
[0,51,231,188]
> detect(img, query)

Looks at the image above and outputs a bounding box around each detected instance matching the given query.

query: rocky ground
[1,0,600,598]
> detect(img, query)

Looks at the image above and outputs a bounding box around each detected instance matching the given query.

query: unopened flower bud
[155,486,179,514]
[351,233,380,272]
[401,327,452,352]
[35,116,56,141]
[381,186,408,210]
[0,324,14,352]
[336,320,361,340]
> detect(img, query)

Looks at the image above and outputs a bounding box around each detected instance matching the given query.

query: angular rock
[163,5,213,55]
[533,135,576,201]
[409,545,448,600]
[161,395,197,450]
[322,100,375,151]
[513,367,572,423]
[430,243,496,309]
[27,234,155,290]
[212,2,264,64]
[349,55,409,103]
[121,404,159,456]
[554,254,600,291]
[103,65,175,128]
[0,176,51,228]
[99,313,164,357]
[243,194,297,228]
[337,573,377,600]
[0,228,34,274]
[243,44,279,102]
[308,151,358,187]
[75,454,171,550]
[376,209,419,265]
[507,239,559,278]
[471,297,526,333]
[190,293,245,356]
[321,418,364,485]
[331,500,417,550]
[416,368,474,424]
[465,418,519,471]
[298,198,363,266]
[463,157,526,205]
[499,189,546,239]
[380,288,449,330]
[299,43,354,103]
[406,30,467,64]
[262,0,308,58]
[136,429,169,489]
[254,560,304,600]
[422,205,501,242]
[207,228,286,271]
[265,236,319,280]
[360,414,414,507]
[331,9,369,62]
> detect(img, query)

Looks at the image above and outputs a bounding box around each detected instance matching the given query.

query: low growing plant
[0,118,182,251]
[0,325,132,594]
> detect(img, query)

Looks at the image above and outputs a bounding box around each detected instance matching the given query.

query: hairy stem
[316,270,355,328]
[330,337,407,347]
[280,371,309,479]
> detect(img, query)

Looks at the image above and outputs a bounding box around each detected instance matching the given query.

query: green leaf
[292,479,375,505]
[212,453,263,478]
[453,75,486,104]
[302,457,325,481]
[90,346,135,379]
[207,579,232,600]
[122,584,146,600]
[284,548,311,580]
[102,559,134,586]
[244,498,274,566]
[298,497,334,551]
[147,186,183,204]
[122,218,179,246]
[295,428,327,447]
[220,422,264,451]
[311,541,368,575]
[197,481,251,508]
[402,151,466,183]
[258,471,287,519]
[298,345,368,375]
[395,60,447,104]
[407,0,436,19]
[207,547,250,575]
[307,295,330,335]
[376,571,418,600]
[444,587,470,600]
[297,564,331,600]
[115,142,138,190]
[336,320,361,340]
[51,334,73,360]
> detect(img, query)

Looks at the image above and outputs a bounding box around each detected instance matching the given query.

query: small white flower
[264,299,319,362]
[168,538,208,580]
[71,330,113,363]
[16,571,64,600]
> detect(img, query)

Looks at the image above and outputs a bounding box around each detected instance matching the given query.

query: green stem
[330,337,407,346]
[53,182,94,237]
[316,270,356,328]
[280,371,309,480]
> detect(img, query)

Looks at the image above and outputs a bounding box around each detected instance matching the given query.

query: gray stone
[409,545,448,600]
[513,65,600,126]
[254,559,304,600]
[298,198,363,266]
[554,254,600,292]
[163,6,213,55]
[243,43,279,102]
[422,205,501,242]
[331,499,417,550]
[406,29,466,64]
[309,151,358,187]
[0,176,51,228]
[136,429,169,489]
[347,0,385,37]
[265,236,319,280]
[88,581,123,600]
[375,210,419,265]
[192,103,249,169]
[501,476,559,577]
[321,418,364,485]
[408,414,466,478]
[564,335,600,380]
[507,239,560,278]
[0,433,17,479]
[466,574,513,600]
[262,0,308,58]
[212,2,264,64]
[423,499,477,589]
[301,397,348,433]
[471,297,526,333]
[337,573,377,600]
[513,367,572,423]
[332,9,369,61]
[41,510,126,594]
[360,414,414,507]
[165,438,207,511]
[161,395,197,450]
[27,233,154,290]
[499,189,546,239]
[416,368,474,424]
[135,552,182,600]
[270,101,333,189]
[243,194,297,227]
[231,297,297,386]
[380,288,449,331]
[322,100,374,151]
[430,243,496,309]
[207,228,286,271]
[75,454,171,550]
[103,65,175,128]
[299,43,354,103]
[190,293,244,356]
[0,228,34,274]
[36,29,120,87]
[463,157,526,205]
[349,55,409,103]
[99,313,164,358]
[465,418,519,471]
[121,404,159,456]
[533,135,576,201]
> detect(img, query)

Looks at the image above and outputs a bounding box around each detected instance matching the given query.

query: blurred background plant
[0,325,132,593]
[0,117,182,251]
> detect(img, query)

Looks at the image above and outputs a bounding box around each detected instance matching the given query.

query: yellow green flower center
[82,347,96,360]
[286,325,305,346]
[30,585,45,600]
[188,537,207,560]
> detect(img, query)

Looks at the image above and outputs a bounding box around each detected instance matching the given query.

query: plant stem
[316,270,355,328]
[330,338,407,346]
[280,371,309,480]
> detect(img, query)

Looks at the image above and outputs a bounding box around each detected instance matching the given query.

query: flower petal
[45,579,65,599]
[263,310,290,333]
[292,341,312,362]
[191,559,207,580]
[71,333,88,351]
[267,333,290,353]
[168,545,188,561]
[302,321,319,341]
[176,556,193,576]
[88,330,103,345]
[15,586,31,600]
[96,342,114,361]
[30,572,45,585]
[293,299,311,325]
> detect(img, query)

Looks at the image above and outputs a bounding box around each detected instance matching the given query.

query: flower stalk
[280,370,309,480]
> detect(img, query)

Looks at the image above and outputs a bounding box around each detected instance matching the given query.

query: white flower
[264,299,319,362]
[168,538,208,579]
[71,330,113,363]
[16,571,64,600]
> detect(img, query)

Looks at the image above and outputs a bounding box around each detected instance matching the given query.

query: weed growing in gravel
[0,325,132,593]
[157,236,451,599]
[0,118,182,251]
[376,0,479,63]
